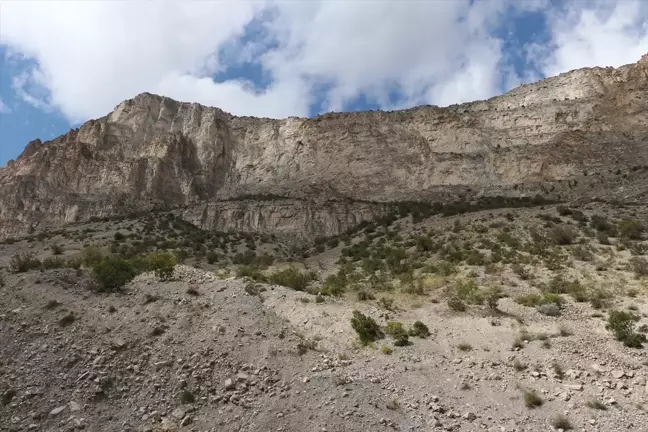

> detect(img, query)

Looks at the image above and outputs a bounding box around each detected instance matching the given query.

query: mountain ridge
[1,54,648,240]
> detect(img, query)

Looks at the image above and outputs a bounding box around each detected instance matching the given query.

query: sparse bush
[455,280,483,305]
[51,243,64,255]
[485,286,504,309]
[378,296,395,311]
[10,252,41,273]
[552,362,565,379]
[59,312,76,327]
[630,257,648,277]
[551,414,572,430]
[357,290,375,301]
[393,333,410,346]
[148,251,176,281]
[586,399,607,410]
[268,267,317,291]
[619,219,645,240]
[42,256,66,269]
[81,247,103,267]
[178,390,195,404]
[606,310,646,348]
[513,359,527,371]
[380,345,393,355]
[409,321,430,338]
[206,250,220,264]
[523,389,544,408]
[516,294,541,307]
[93,256,138,292]
[548,224,577,245]
[457,342,472,351]
[350,310,383,345]
[113,231,126,241]
[321,272,346,296]
[447,296,466,312]
[384,321,407,338]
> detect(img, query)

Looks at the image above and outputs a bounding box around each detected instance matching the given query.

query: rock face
[2,54,648,239]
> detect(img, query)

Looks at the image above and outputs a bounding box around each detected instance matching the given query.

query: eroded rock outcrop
[2,55,648,239]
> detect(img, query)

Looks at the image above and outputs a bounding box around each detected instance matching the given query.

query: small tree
[93,256,138,292]
[149,251,176,281]
[350,311,382,345]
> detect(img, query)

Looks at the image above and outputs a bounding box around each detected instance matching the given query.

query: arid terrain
[3,55,648,432]
[3,200,648,432]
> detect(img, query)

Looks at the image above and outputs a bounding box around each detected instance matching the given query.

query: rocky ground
[3,203,648,431]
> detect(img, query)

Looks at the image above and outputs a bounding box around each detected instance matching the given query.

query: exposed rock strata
[1,54,648,239]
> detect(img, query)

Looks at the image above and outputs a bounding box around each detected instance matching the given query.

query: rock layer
[2,54,648,239]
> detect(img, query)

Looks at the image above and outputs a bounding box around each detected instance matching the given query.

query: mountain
[2,54,648,240]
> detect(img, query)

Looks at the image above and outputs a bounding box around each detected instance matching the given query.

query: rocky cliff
[2,54,648,240]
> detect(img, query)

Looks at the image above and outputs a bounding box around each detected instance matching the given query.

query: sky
[0,0,647,166]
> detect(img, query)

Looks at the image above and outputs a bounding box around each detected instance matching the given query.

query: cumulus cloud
[536,0,648,76]
[0,0,646,124]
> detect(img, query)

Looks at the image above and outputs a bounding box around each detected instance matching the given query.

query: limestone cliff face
[2,55,648,239]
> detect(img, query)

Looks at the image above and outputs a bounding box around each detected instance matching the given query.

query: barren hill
[2,54,648,240]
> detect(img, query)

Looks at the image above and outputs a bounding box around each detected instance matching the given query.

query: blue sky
[0,0,646,167]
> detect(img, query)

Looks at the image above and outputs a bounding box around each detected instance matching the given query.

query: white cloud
[0,0,646,125]
[538,0,648,76]
[0,98,10,114]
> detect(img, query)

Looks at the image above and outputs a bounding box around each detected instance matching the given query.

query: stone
[49,406,66,416]
[463,412,477,421]
[111,338,127,351]
[160,419,178,431]
[224,378,236,391]
[69,401,81,412]
[564,384,583,391]
[171,408,185,420]
[612,370,625,379]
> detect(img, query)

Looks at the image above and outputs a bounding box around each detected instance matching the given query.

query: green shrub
[619,219,645,240]
[523,389,544,408]
[81,247,104,267]
[148,251,176,281]
[455,280,483,305]
[206,250,220,264]
[350,311,382,345]
[178,390,195,404]
[380,345,393,355]
[268,267,317,291]
[384,321,407,338]
[551,415,572,430]
[630,257,648,277]
[606,310,646,348]
[93,256,138,292]
[485,286,504,309]
[409,321,430,338]
[516,294,541,307]
[548,224,577,245]
[10,252,41,273]
[357,290,375,301]
[42,256,66,269]
[236,265,267,282]
[321,273,346,296]
[393,333,410,346]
